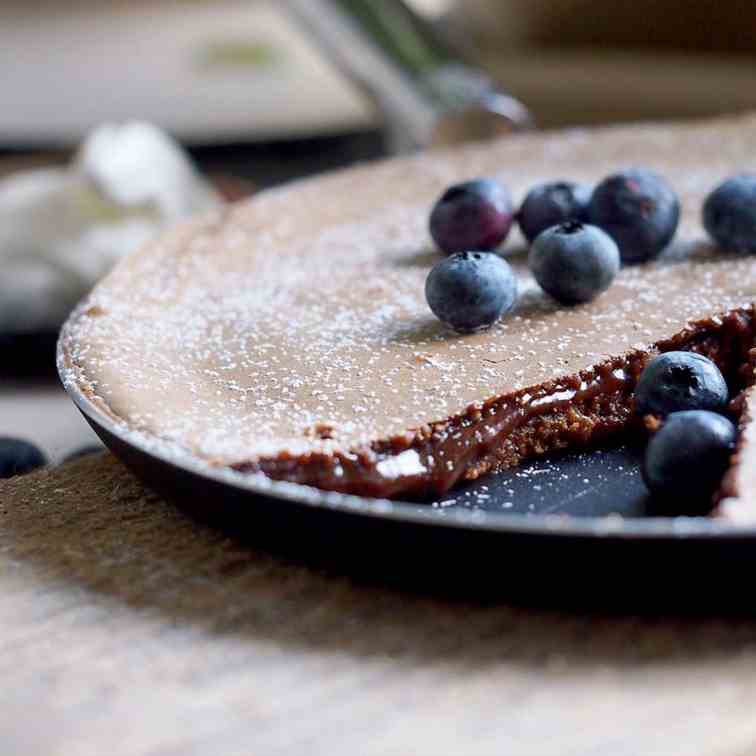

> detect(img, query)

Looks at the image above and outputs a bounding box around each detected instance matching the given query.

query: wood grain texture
[3,455,756,755]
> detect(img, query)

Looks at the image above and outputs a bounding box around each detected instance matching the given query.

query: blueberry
[642,410,736,504]
[518,181,592,243]
[634,351,728,417]
[589,168,680,264]
[703,175,756,253]
[0,437,46,479]
[425,251,517,332]
[527,221,620,305]
[429,179,514,255]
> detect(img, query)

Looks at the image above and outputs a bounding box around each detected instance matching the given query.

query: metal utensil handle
[286,0,532,152]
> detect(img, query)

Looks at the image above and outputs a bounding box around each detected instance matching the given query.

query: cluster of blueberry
[634,351,736,512]
[424,171,756,507]
[424,171,756,332]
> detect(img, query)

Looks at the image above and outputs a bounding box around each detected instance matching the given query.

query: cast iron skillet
[58,340,756,610]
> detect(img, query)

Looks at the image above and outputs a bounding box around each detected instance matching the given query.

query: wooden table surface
[3,454,756,755]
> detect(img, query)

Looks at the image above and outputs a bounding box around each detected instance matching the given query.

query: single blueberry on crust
[429,179,514,255]
[528,221,620,305]
[634,351,729,417]
[425,251,517,332]
[642,410,736,506]
[589,168,680,264]
[703,174,756,253]
[518,181,592,243]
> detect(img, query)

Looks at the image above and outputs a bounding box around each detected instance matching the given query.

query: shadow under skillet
[79,405,756,616]
[6,452,756,662]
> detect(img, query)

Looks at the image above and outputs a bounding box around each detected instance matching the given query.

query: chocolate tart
[59,114,756,510]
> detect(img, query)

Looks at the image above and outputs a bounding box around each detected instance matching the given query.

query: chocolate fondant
[60,114,756,508]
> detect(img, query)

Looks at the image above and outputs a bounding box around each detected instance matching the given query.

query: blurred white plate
[0,0,376,146]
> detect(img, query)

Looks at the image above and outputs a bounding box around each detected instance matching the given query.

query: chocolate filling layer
[233,308,756,499]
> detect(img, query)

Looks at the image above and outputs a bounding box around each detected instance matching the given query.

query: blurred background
[4,0,756,177]
[3,0,756,466]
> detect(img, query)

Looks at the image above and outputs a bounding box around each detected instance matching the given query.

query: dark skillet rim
[56,335,756,542]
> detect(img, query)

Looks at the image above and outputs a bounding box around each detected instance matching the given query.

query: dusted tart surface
[61,114,756,498]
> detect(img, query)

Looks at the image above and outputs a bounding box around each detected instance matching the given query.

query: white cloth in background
[0,122,222,333]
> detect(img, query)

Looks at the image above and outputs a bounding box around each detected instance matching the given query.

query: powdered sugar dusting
[61,114,756,473]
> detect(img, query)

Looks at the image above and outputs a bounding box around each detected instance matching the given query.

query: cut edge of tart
[59,112,756,513]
